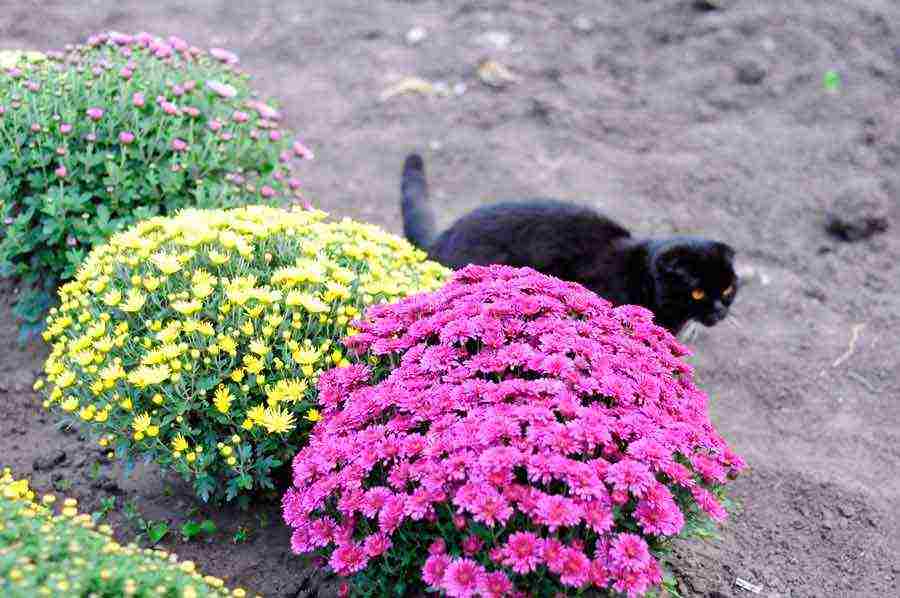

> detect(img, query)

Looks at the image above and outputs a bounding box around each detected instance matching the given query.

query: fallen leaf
[380,76,437,101]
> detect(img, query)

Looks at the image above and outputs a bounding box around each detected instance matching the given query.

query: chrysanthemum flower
[284,265,743,596]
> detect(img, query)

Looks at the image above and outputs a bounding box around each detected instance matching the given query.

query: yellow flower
[213,386,232,414]
[242,354,264,375]
[143,276,161,291]
[171,434,189,452]
[103,289,122,306]
[246,404,266,424]
[120,289,146,312]
[218,335,237,356]
[191,270,216,299]
[55,370,76,389]
[249,339,269,356]
[208,249,230,265]
[230,369,245,383]
[61,397,79,412]
[305,409,321,422]
[259,404,296,435]
[131,412,151,434]
[152,252,182,274]
[126,364,170,388]
[265,378,308,404]
[292,347,320,365]
[172,300,202,315]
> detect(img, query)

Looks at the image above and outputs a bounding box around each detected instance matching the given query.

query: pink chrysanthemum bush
[0,32,311,332]
[282,265,745,597]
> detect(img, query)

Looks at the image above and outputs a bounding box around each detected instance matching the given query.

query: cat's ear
[714,242,735,262]
[656,246,692,276]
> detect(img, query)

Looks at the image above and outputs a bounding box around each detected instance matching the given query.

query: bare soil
[2,1,898,597]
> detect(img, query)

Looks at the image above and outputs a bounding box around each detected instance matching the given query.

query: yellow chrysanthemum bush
[0,468,252,597]
[37,205,449,503]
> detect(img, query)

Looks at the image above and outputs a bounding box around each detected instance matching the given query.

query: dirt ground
[1,1,898,597]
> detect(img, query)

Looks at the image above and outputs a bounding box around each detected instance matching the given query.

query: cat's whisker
[726,313,744,330]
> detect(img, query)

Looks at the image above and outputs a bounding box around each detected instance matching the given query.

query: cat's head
[648,238,738,331]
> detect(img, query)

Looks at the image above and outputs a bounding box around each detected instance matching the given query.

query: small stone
[736,59,767,85]
[736,264,771,286]
[572,15,595,34]
[825,213,889,242]
[477,60,519,88]
[837,505,855,518]
[477,30,512,50]
[405,26,427,46]
[452,81,467,96]
[428,140,443,151]
[694,0,724,10]
[33,449,66,471]
[91,475,122,494]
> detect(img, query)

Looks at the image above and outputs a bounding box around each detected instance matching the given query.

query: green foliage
[0,468,250,597]
[181,519,217,542]
[0,33,310,329]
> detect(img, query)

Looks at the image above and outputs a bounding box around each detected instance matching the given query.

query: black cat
[401,153,738,333]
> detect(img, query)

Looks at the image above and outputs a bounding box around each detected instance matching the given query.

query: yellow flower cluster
[0,468,253,597]
[38,205,449,501]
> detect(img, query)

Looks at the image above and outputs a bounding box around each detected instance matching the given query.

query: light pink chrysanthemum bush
[283,265,745,597]
[0,32,312,331]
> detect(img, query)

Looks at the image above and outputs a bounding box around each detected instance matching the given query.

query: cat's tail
[401,153,437,250]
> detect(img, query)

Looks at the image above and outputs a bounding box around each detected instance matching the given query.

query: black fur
[400,154,738,333]
[401,154,437,248]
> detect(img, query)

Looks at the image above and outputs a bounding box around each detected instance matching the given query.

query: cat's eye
[691,289,706,301]
[723,284,735,297]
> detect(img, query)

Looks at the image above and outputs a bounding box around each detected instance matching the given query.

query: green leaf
[181,521,201,540]
[198,519,217,536]
[148,521,169,545]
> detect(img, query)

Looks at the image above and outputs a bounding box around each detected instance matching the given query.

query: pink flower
[363,533,392,558]
[288,177,302,190]
[205,79,237,98]
[269,130,282,141]
[558,547,591,588]
[132,92,145,107]
[498,532,542,574]
[54,166,67,178]
[232,110,249,123]
[329,542,367,575]
[421,554,450,586]
[171,138,188,152]
[209,47,239,64]
[442,558,484,598]
[86,107,103,121]
[606,459,654,498]
[31,123,41,133]
[428,538,446,555]
[118,131,135,144]
[120,67,132,79]
[461,534,483,556]
[208,119,223,132]
[247,100,281,119]
[110,32,133,45]
[260,185,276,198]
[478,571,513,598]
[609,533,651,570]
[293,140,315,159]
[161,101,179,115]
